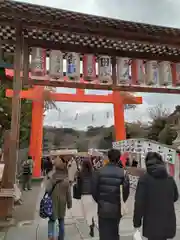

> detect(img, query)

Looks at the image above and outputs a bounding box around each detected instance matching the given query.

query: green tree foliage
[76,139,89,152]
[147,104,176,145]
[126,122,148,139]
[0,82,32,147]
[98,125,115,149]
[0,67,59,148]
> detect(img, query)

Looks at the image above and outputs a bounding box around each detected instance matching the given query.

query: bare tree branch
[148,104,171,120]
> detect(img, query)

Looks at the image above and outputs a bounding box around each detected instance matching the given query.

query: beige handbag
[120,185,128,216]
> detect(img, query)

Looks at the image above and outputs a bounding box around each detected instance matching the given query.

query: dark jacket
[133,160,179,239]
[78,169,92,195]
[92,162,130,219]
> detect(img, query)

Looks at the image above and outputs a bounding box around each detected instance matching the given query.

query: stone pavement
[1,184,180,240]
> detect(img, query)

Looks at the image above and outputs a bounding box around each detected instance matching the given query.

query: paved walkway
[1,184,180,240]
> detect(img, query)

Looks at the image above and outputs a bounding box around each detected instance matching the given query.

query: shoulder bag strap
[120,169,127,203]
[49,179,63,196]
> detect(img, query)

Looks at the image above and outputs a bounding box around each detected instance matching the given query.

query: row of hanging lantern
[30,47,180,87]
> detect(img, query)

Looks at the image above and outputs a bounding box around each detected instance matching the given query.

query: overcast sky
[18,0,180,129]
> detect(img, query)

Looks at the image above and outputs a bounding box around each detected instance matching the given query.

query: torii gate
[5,69,142,178]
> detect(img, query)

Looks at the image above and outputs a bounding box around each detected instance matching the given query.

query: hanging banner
[117,57,130,85]
[49,50,63,79]
[131,59,145,85]
[165,148,176,164]
[98,55,112,84]
[145,61,159,85]
[159,61,172,86]
[66,52,80,81]
[83,54,96,81]
[31,47,46,77]
[156,145,166,161]
[135,139,143,153]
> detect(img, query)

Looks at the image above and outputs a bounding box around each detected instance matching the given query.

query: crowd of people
[37,150,179,240]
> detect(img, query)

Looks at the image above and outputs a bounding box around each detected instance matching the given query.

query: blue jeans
[48,218,65,240]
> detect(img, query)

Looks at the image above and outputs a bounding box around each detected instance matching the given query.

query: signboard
[165,148,176,164]
[113,139,176,165]
[127,167,145,189]
[98,56,112,84]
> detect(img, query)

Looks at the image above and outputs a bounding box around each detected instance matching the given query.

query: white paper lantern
[117,57,130,85]
[135,59,145,85]
[66,52,80,80]
[31,47,46,76]
[49,50,63,79]
[145,61,159,85]
[83,54,96,81]
[98,56,112,84]
[159,61,172,86]
[175,63,180,86]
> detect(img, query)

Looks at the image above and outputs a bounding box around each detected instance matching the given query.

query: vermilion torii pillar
[5,70,142,178]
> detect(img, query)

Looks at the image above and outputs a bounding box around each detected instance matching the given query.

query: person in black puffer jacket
[133,152,179,240]
[92,149,130,240]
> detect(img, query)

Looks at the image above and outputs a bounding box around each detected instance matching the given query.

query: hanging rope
[75,112,79,120]
[106,111,110,119]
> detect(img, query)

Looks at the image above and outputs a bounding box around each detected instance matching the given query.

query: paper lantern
[31,47,46,76]
[117,57,130,85]
[131,59,145,85]
[145,61,159,85]
[49,50,63,79]
[83,54,96,81]
[172,63,180,86]
[159,61,172,86]
[98,56,112,84]
[66,52,80,81]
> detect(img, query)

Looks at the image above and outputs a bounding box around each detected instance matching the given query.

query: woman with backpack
[46,156,72,240]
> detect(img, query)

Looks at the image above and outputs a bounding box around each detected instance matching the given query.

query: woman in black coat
[78,159,93,195]
[133,152,179,240]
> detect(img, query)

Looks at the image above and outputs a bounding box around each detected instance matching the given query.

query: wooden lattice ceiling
[0,1,180,61]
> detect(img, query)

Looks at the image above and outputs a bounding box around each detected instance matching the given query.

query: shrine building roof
[0,1,180,61]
